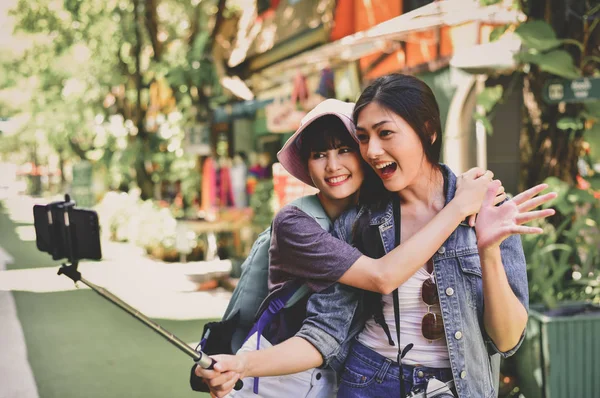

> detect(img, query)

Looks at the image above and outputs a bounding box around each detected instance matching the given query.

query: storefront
[194,0,522,225]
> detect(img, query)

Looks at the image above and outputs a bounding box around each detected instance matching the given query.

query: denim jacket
[296,165,528,398]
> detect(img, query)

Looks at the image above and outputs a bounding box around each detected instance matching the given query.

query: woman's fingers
[515,209,556,225]
[496,184,506,195]
[517,192,558,213]
[463,167,487,179]
[195,366,219,380]
[466,177,502,227]
[511,183,549,205]
[207,370,237,388]
[482,180,502,208]
[493,192,507,206]
[217,372,241,394]
[468,214,476,227]
[509,225,544,235]
[480,170,494,181]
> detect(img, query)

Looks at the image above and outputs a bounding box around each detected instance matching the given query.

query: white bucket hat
[276,99,357,187]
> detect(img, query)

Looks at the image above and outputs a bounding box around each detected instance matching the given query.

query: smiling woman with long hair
[194,85,556,398]
[334,74,556,397]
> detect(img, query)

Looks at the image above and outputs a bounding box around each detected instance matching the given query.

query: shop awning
[250,0,523,86]
[228,0,337,70]
[212,98,274,123]
[214,0,523,124]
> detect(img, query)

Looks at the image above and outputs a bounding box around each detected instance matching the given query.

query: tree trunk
[520,74,585,189]
[133,0,154,200]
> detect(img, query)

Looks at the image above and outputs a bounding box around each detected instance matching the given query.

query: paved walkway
[0,246,39,398]
[0,240,233,320]
[0,194,232,397]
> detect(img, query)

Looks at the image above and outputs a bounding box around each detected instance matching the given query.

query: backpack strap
[278,194,332,307]
[284,284,312,309]
[392,195,413,398]
[246,283,302,394]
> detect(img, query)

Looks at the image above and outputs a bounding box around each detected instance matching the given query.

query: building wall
[486,74,522,195]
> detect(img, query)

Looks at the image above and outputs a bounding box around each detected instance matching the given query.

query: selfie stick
[53,195,242,391]
[57,264,243,391]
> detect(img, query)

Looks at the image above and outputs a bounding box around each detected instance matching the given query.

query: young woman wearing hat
[196,92,555,397]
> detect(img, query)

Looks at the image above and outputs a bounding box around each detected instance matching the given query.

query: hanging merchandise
[265,96,306,133]
[200,157,217,215]
[230,154,249,208]
[300,70,328,112]
[265,70,329,133]
[291,71,309,104]
[257,0,271,15]
[316,67,336,99]
[218,157,235,208]
[265,71,310,133]
[334,63,361,102]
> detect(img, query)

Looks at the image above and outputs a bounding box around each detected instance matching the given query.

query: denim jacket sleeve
[295,282,362,368]
[295,207,363,369]
[485,233,529,358]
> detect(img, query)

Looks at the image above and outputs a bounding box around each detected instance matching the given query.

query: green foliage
[473,85,504,135]
[249,180,274,231]
[473,112,494,134]
[478,0,503,6]
[489,24,509,42]
[1,0,227,198]
[581,102,600,122]
[524,176,600,308]
[514,20,562,52]
[516,50,581,79]
[556,117,584,131]
[477,85,504,113]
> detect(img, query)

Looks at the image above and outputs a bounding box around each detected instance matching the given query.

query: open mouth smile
[374,161,398,179]
[325,175,351,186]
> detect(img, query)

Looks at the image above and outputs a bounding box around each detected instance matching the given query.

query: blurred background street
[2,0,600,397]
[0,191,226,398]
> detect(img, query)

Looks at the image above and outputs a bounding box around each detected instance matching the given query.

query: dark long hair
[353,73,443,209]
[352,73,443,245]
[299,115,359,161]
[351,74,445,327]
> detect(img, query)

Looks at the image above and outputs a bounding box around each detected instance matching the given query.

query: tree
[517,0,600,189]
[476,0,600,308]
[4,0,234,199]
[478,0,600,189]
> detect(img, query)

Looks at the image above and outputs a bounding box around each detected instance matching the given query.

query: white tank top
[357,265,450,368]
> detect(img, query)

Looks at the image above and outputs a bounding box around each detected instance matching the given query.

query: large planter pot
[513,302,600,398]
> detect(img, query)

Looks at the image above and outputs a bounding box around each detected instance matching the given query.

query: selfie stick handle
[57,265,243,391]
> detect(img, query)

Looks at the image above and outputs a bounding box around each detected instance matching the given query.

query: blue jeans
[337,340,453,398]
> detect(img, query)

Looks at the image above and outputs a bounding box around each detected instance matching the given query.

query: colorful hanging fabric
[200,157,217,212]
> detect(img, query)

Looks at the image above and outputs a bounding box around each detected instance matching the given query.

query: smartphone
[33,202,67,260]
[68,207,102,261]
[33,203,102,261]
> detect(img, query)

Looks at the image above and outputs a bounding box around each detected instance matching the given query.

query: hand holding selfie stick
[47,195,242,391]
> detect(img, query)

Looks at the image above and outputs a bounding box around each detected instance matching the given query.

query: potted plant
[508,176,600,398]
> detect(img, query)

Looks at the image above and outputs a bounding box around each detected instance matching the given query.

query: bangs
[300,115,357,160]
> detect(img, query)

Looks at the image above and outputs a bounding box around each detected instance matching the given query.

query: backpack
[190,195,331,392]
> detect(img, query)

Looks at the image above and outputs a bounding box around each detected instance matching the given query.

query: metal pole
[57,263,242,390]
[77,276,212,366]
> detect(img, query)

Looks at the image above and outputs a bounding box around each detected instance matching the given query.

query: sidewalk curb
[0,247,39,398]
